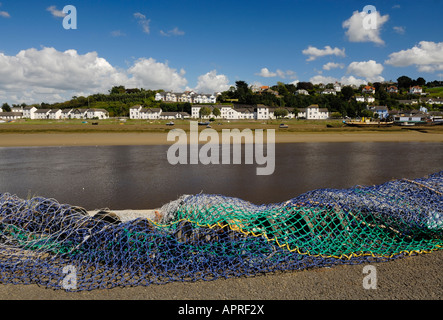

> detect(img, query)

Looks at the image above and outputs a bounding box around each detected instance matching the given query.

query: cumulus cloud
[302,46,346,61]
[46,5,66,18]
[310,75,367,87]
[385,41,443,72]
[127,58,187,91]
[134,12,150,34]
[347,60,384,82]
[0,47,189,103]
[194,70,230,93]
[256,67,297,79]
[342,9,389,45]
[323,62,345,71]
[256,68,277,77]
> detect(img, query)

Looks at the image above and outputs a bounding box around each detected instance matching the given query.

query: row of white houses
[154,91,218,104]
[0,106,109,120]
[130,104,330,120]
[129,106,191,120]
[191,104,329,120]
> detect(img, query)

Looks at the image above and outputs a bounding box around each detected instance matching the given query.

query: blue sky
[1,0,443,104]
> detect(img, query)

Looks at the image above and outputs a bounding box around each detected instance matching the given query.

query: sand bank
[0,130,442,147]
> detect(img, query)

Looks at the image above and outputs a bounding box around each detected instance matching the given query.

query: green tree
[212,107,221,118]
[274,108,289,118]
[109,85,126,94]
[416,77,426,86]
[199,106,211,118]
[341,86,355,101]
[1,103,11,112]
[397,76,413,90]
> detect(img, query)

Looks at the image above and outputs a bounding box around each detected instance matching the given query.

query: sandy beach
[0,250,441,300]
[0,130,442,147]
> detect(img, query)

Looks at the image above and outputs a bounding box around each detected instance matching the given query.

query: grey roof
[35,109,51,113]
[0,112,22,116]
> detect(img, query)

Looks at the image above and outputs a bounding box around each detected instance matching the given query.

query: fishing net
[0,171,442,291]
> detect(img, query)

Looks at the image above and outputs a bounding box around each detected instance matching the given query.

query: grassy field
[2,118,443,134]
[426,87,443,97]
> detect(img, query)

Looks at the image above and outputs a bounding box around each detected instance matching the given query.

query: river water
[0,142,442,210]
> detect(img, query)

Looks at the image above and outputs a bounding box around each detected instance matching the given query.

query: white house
[393,111,427,124]
[86,108,109,119]
[130,105,143,119]
[333,82,342,92]
[298,105,329,120]
[409,86,423,95]
[321,89,336,95]
[362,86,376,94]
[48,109,62,120]
[140,108,162,119]
[296,89,309,95]
[387,86,398,93]
[159,112,179,120]
[255,105,270,120]
[0,112,22,120]
[34,109,52,119]
[368,106,389,119]
[23,106,38,119]
[60,109,74,119]
[71,109,89,119]
[11,106,24,113]
[355,96,375,103]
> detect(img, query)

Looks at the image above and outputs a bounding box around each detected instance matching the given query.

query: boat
[279,123,289,128]
[399,122,415,126]
[166,121,175,126]
[198,121,210,126]
[343,120,394,127]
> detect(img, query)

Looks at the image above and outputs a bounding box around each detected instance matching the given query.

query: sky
[0,0,443,104]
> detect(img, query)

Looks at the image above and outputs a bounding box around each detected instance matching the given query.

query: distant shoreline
[0,130,442,147]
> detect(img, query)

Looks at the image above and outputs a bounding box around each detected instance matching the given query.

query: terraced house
[154,91,218,104]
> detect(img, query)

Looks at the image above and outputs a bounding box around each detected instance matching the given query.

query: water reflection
[0,142,441,210]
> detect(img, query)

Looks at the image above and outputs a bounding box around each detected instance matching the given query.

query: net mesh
[1,171,442,291]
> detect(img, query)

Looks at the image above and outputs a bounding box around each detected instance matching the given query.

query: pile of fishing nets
[0,171,442,291]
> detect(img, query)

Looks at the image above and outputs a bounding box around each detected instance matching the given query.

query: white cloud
[342,9,389,45]
[194,70,230,93]
[256,68,277,77]
[323,62,345,70]
[310,75,367,87]
[134,12,150,34]
[393,26,405,34]
[309,75,338,85]
[160,27,185,37]
[347,60,384,82]
[0,47,189,104]
[385,41,443,72]
[256,68,297,79]
[0,10,9,18]
[127,58,187,91]
[46,5,66,18]
[302,46,346,61]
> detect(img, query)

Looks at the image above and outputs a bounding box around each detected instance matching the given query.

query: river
[0,142,442,210]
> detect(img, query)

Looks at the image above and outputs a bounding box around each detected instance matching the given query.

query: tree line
[2,76,442,118]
